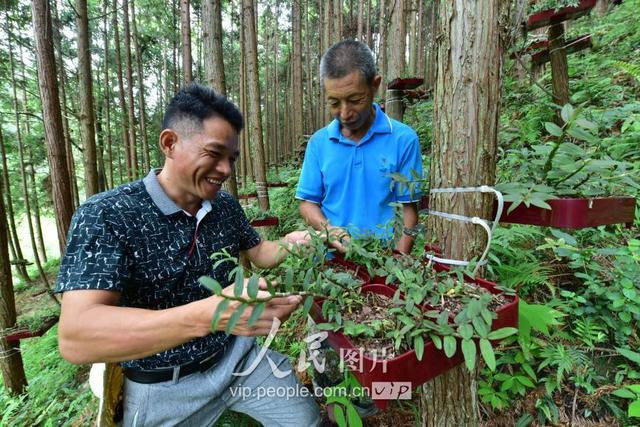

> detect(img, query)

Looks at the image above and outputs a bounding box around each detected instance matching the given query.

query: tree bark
[548,23,571,109]
[131,0,151,174]
[112,0,132,183]
[377,0,388,80]
[123,0,139,180]
[31,0,75,255]
[388,0,406,80]
[0,175,28,396]
[242,0,269,210]
[27,146,48,265]
[76,0,100,197]
[51,0,79,209]
[203,0,238,197]
[0,126,30,282]
[422,0,507,424]
[292,0,304,157]
[357,0,364,40]
[365,0,372,47]
[181,0,193,84]
[103,0,114,188]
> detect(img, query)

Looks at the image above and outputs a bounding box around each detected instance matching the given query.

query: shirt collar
[143,169,213,217]
[327,103,393,145]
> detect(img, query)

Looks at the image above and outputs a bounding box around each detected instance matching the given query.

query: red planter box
[267,182,288,188]
[531,34,592,65]
[526,0,596,31]
[421,195,636,228]
[311,280,518,409]
[250,217,279,227]
[387,77,424,90]
[497,197,636,228]
[238,193,258,200]
[4,316,59,342]
[325,254,371,284]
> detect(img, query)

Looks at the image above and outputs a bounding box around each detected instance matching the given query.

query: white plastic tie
[424,186,503,276]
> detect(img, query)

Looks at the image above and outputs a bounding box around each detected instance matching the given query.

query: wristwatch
[402,225,422,238]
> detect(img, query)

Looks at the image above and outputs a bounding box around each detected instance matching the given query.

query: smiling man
[296,40,423,254]
[55,83,319,426]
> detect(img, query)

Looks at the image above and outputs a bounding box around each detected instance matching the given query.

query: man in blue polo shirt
[296,40,423,254]
[56,83,319,426]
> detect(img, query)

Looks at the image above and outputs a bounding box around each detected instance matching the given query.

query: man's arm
[58,287,301,364]
[299,200,349,252]
[395,202,419,254]
[244,230,312,268]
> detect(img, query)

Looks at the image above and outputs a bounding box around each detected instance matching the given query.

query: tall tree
[76,0,99,196]
[181,0,193,84]
[291,0,304,157]
[112,0,132,183]
[242,0,269,210]
[203,0,238,197]
[31,0,75,254]
[51,0,79,208]
[130,0,151,173]
[0,126,30,282]
[421,0,508,425]
[103,0,115,188]
[122,0,139,179]
[0,174,28,396]
[388,0,406,79]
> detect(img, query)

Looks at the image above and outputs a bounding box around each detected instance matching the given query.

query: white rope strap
[425,185,504,276]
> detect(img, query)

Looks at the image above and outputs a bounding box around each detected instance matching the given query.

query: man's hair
[162,82,244,136]
[319,40,377,85]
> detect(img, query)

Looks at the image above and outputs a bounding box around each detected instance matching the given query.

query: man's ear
[372,75,382,93]
[159,129,179,158]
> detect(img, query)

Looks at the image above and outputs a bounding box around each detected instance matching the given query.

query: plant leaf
[302,296,314,317]
[479,339,496,371]
[443,335,457,358]
[199,276,222,295]
[247,302,265,327]
[333,405,346,427]
[247,274,260,299]
[488,327,518,341]
[461,338,476,371]
[210,299,230,330]
[414,335,425,361]
[234,269,244,297]
[616,347,640,365]
[629,400,640,418]
[346,403,363,427]
[225,303,248,334]
[545,122,563,137]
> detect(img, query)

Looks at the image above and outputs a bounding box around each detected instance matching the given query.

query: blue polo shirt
[296,103,422,238]
[55,170,261,370]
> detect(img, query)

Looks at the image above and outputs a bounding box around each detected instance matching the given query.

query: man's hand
[282,230,312,246]
[209,277,302,336]
[326,226,350,253]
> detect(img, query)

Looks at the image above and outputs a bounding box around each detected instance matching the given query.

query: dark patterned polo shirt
[55,169,261,370]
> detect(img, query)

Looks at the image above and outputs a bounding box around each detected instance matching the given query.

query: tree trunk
[408,0,418,75]
[51,0,79,209]
[548,23,571,109]
[123,0,139,180]
[377,0,388,80]
[113,0,132,183]
[421,1,506,424]
[27,146,48,264]
[242,0,269,210]
[76,0,100,197]
[0,175,28,396]
[103,0,114,188]
[365,0,372,47]
[0,126,30,282]
[292,0,304,156]
[131,0,151,174]
[425,0,438,90]
[181,0,193,84]
[31,0,75,255]
[304,0,315,134]
[203,0,238,198]
[335,0,343,40]
[388,0,406,80]
[357,0,364,40]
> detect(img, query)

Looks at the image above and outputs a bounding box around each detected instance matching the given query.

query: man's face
[171,115,239,202]
[324,71,381,140]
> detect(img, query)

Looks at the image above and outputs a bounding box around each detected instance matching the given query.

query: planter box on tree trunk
[526,0,597,31]
[311,279,518,410]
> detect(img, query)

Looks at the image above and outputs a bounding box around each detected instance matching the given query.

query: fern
[494,261,554,295]
[573,318,607,348]
[615,61,640,83]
